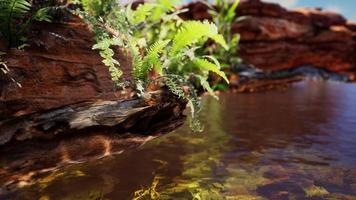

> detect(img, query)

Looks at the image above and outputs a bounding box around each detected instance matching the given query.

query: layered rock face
[0,15,186,192]
[181,0,356,77]
[0,14,187,145]
[0,16,132,120]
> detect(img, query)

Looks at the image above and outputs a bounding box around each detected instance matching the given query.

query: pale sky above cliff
[119,0,356,21]
[263,0,356,21]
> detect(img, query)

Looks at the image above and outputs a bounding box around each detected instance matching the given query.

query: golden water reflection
[9,81,356,200]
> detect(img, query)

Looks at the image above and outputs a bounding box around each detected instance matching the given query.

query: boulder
[0,15,132,120]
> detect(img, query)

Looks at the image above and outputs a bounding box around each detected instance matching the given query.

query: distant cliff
[181,0,356,80]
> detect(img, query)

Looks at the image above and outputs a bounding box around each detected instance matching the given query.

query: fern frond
[150,0,178,21]
[162,75,186,99]
[225,0,240,22]
[93,37,123,81]
[130,40,144,80]
[31,7,52,22]
[129,3,156,25]
[171,20,227,56]
[0,0,52,47]
[80,0,115,17]
[202,55,222,69]
[142,40,170,74]
[211,34,228,50]
[196,75,218,100]
[192,58,229,83]
[156,0,177,11]
[0,0,31,19]
[0,0,31,45]
[132,40,170,81]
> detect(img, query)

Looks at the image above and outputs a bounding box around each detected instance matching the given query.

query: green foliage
[127,3,229,131]
[133,40,170,81]
[0,0,52,47]
[92,37,123,83]
[206,0,242,69]
[77,0,115,17]
[127,3,156,25]
[76,0,230,132]
[171,20,227,56]
[76,10,127,85]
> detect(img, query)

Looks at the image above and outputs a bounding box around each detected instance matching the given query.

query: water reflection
[9,80,356,200]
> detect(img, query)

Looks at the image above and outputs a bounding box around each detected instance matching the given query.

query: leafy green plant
[0,0,52,48]
[205,0,242,69]
[76,8,130,86]
[127,2,230,131]
[127,2,228,92]
[76,0,116,17]
[76,0,230,131]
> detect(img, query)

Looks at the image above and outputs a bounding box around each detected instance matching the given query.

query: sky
[121,0,356,22]
[262,0,356,21]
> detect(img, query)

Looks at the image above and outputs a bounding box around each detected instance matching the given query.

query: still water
[12,81,356,199]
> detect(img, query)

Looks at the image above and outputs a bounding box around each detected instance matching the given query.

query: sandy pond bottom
[7,80,356,200]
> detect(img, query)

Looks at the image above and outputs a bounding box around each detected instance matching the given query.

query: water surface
[12,81,356,200]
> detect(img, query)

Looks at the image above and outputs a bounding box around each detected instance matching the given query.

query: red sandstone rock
[0,16,133,119]
[181,0,356,74]
[346,22,356,32]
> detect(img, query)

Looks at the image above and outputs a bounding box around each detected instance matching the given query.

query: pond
[9,80,356,200]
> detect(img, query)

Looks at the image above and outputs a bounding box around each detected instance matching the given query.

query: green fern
[78,10,126,84]
[191,58,229,83]
[77,0,230,132]
[79,0,115,17]
[196,75,218,100]
[150,0,177,21]
[142,40,170,74]
[161,75,186,99]
[171,20,227,56]
[92,37,123,82]
[129,40,143,80]
[0,0,51,47]
[208,0,242,68]
[132,40,172,81]
[128,3,157,25]
[225,0,240,22]
[0,0,31,46]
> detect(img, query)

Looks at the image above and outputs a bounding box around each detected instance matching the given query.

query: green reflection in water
[132,97,266,200]
[9,83,356,200]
